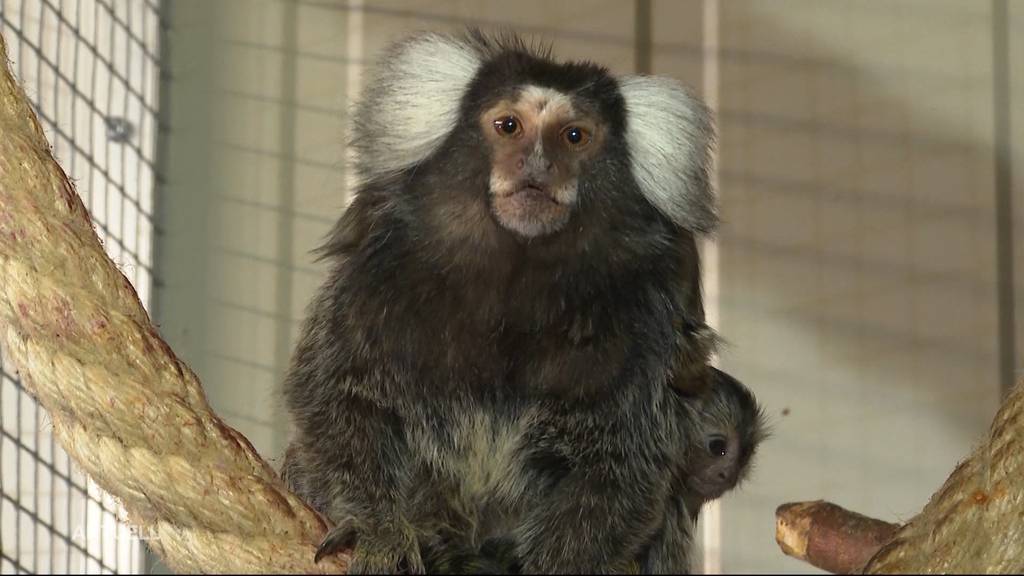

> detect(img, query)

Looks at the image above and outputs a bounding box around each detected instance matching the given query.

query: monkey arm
[637,395,703,573]
[514,402,675,573]
[515,456,669,573]
[637,487,695,574]
[282,372,422,573]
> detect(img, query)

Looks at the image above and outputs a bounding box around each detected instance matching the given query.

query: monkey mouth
[503,182,560,205]
[490,182,571,238]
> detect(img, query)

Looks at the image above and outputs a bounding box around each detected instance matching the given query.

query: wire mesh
[0,0,162,573]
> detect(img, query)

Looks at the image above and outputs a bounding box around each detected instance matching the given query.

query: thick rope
[0,32,348,574]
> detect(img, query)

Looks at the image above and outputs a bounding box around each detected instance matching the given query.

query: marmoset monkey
[280,30,717,574]
[682,368,766,515]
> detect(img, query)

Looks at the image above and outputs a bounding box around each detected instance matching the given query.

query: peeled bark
[776,501,898,573]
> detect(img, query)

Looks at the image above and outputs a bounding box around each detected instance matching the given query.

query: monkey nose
[520,158,554,181]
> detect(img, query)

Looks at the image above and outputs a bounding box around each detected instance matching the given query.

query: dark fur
[639,368,767,574]
[281,31,716,574]
[416,368,765,575]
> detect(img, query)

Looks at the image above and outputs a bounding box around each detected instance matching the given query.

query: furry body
[640,368,767,573]
[281,31,717,574]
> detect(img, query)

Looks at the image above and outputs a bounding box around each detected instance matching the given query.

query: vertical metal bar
[0,8,11,575]
[62,0,75,553]
[701,0,722,573]
[116,0,133,569]
[42,4,57,568]
[67,19,83,573]
[15,380,22,576]
[270,0,299,463]
[342,0,365,206]
[137,0,148,295]
[634,0,652,74]
[0,375,4,569]
[993,0,1016,397]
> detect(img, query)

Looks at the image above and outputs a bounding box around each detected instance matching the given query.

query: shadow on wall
[711,1,1004,572]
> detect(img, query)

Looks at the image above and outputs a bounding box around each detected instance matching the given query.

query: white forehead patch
[352,33,482,181]
[518,85,574,123]
[619,76,717,233]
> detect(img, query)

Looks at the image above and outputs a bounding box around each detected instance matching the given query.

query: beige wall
[157,1,1017,573]
[714,1,1007,571]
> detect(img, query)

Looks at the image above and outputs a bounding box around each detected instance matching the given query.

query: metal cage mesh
[0,0,162,573]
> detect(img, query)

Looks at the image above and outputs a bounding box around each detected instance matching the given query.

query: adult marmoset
[280,30,717,574]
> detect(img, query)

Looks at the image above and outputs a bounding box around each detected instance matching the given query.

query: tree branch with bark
[777,380,1024,573]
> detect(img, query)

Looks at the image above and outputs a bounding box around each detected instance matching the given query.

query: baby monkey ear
[352,33,483,182]
[618,76,718,234]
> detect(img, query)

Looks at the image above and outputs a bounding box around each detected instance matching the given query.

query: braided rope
[0,32,347,574]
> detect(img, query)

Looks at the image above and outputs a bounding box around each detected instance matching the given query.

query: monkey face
[480,86,605,238]
[682,368,767,506]
[687,430,743,502]
[344,32,716,274]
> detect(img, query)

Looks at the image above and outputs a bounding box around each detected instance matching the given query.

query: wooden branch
[776,379,1024,574]
[0,31,348,574]
[776,501,898,573]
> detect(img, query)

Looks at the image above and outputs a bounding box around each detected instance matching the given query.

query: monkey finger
[314,517,361,563]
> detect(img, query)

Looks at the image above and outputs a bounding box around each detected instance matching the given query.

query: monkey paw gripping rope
[1,29,1023,575]
[0,33,348,574]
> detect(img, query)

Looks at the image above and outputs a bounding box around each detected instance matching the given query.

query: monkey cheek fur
[489,187,572,238]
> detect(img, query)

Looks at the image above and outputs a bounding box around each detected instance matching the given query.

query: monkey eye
[707,436,728,457]
[494,115,522,137]
[561,125,592,149]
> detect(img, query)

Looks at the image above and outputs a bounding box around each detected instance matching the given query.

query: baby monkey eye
[707,436,728,457]
[561,125,592,149]
[494,115,522,137]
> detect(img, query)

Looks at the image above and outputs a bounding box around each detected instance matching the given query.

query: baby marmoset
[640,367,767,573]
[280,30,719,574]
[681,367,767,515]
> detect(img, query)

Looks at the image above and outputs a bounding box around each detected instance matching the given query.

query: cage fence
[0,0,162,573]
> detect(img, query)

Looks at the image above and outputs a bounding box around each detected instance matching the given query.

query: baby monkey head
[684,368,767,506]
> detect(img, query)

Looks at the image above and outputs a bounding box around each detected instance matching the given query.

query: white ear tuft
[619,76,717,233]
[352,33,482,181]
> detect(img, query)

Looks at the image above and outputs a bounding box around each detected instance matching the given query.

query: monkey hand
[420,535,521,575]
[315,516,424,574]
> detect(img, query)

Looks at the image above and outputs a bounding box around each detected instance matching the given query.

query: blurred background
[1,0,1021,573]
